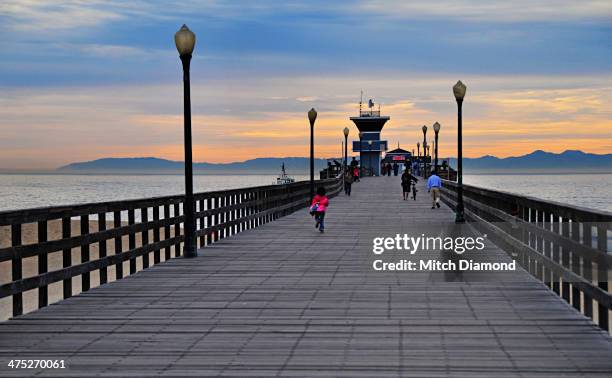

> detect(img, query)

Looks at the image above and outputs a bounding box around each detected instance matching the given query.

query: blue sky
[1,1,611,168]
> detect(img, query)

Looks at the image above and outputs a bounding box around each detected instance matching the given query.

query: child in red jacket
[310,187,329,233]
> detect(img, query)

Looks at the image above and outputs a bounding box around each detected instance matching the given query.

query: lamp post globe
[308,108,317,200]
[433,122,441,173]
[175,24,197,258]
[453,80,467,223]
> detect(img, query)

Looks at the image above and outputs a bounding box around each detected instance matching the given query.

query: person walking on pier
[393,162,399,176]
[427,169,442,209]
[401,169,418,200]
[344,170,353,196]
[310,187,329,233]
[353,166,360,182]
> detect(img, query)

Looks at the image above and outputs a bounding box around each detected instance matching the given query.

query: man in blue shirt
[427,169,442,209]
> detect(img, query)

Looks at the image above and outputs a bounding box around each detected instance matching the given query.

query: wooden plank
[0,177,610,377]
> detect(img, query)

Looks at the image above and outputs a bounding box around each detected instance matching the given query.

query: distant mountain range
[57,157,333,174]
[447,150,612,172]
[56,150,611,174]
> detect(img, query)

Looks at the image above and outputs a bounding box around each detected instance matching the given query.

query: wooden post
[551,215,560,295]
[11,224,23,317]
[561,218,570,303]
[174,203,181,257]
[199,199,205,247]
[37,220,48,308]
[571,220,581,312]
[98,213,107,285]
[113,211,123,279]
[206,198,212,245]
[128,209,136,274]
[597,225,609,331]
[141,207,149,269]
[80,215,90,292]
[62,217,72,298]
[583,223,593,318]
[153,206,161,264]
[163,204,171,260]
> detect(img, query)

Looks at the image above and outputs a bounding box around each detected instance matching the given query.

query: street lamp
[453,80,467,223]
[343,127,350,171]
[175,24,197,258]
[423,140,428,178]
[422,125,428,178]
[308,107,317,200]
[359,131,364,176]
[433,122,440,173]
[416,142,421,175]
[368,140,373,176]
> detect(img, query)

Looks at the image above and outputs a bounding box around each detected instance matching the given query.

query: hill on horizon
[57,156,334,174]
[55,150,612,174]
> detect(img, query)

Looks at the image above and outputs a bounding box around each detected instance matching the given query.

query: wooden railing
[441,180,612,332]
[0,176,343,318]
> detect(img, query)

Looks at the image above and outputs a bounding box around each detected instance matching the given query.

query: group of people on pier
[310,158,444,233]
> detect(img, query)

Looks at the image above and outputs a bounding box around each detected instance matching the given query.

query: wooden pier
[1,176,611,376]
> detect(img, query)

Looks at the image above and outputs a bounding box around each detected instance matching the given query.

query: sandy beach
[0,220,178,321]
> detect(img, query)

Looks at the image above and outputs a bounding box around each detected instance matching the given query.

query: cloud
[356,0,612,22]
[1,72,611,169]
[0,0,125,31]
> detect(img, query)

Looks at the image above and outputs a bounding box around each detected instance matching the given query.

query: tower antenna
[359,90,363,113]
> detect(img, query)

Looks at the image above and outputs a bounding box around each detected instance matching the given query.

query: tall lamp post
[368,140,373,176]
[433,121,440,173]
[175,24,197,258]
[308,108,317,200]
[358,131,364,176]
[423,141,428,178]
[422,125,428,178]
[343,127,350,171]
[453,80,467,223]
[416,142,420,175]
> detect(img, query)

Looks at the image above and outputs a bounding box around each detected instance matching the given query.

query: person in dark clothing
[344,171,353,196]
[393,162,399,176]
[401,169,418,200]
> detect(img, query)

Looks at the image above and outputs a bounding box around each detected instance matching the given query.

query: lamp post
[175,24,197,258]
[308,108,317,200]
[423,140,428,178]
[343,127,350,171]
[416,142,420,176]
[433,121,440,173]
[422,125,428,178]
[368,140,373,176]
[359,131,364,176]
[453,80,467,223]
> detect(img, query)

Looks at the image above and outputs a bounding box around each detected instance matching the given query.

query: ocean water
[463,173,612,213]
[0,174,309,212]
[0,173,610,213]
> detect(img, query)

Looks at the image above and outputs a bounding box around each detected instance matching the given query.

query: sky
[1,0,611,169]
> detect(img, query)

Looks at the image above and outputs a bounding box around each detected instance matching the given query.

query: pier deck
[1,177,611,376]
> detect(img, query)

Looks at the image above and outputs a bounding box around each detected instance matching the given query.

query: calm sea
[0,173,610,213]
